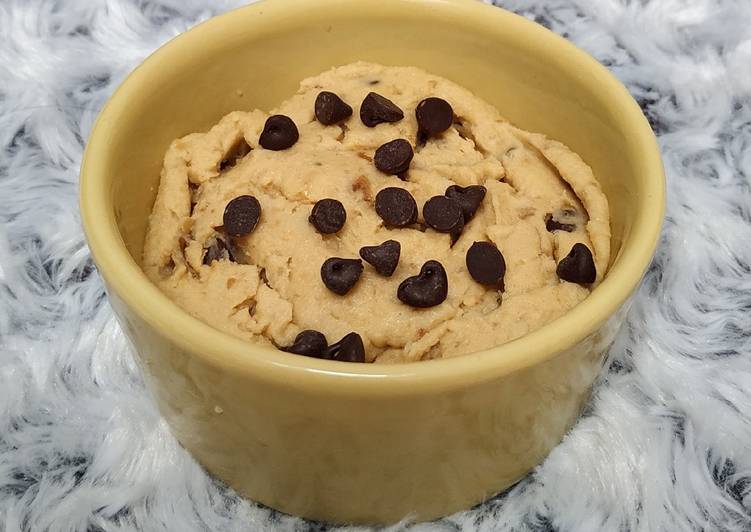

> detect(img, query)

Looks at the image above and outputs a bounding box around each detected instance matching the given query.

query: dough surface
[142,62,611,363]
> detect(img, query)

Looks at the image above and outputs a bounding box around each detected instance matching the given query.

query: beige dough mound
[142,62,611,363]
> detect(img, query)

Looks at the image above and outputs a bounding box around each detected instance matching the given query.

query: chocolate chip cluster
[281,330,365,363]
[206,90,597,362]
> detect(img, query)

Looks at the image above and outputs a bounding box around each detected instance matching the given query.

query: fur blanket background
[2,1,750,530]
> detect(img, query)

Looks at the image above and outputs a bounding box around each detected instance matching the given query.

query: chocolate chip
[223,195,261,237]
[375,187,418,227]
[219,138,251,171]
[445,185,486,222]
[415,97,453,138]
[374,139,414,175]
[325,332,365,362]
[202,236,235,265]
[545,214,576,233]
[309,198,346,234]
[315,91,353,125]
[281,330,328,358]
[321,257,363,295]
[423,196,464,242]
[359,240,400,276]
[259,115,299,150]
[397,260,449,308]
[360,92,404,127]
[466,241,506,285]
[556,243,596,284]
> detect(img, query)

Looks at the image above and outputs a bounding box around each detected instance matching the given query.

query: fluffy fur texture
[1,1,750,530]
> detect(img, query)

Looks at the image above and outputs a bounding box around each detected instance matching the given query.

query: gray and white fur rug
[2,0,751,530]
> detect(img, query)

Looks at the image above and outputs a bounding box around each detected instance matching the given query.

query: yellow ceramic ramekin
[79,0,664,524]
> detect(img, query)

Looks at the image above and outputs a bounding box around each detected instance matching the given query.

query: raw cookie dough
[142,62,611,363]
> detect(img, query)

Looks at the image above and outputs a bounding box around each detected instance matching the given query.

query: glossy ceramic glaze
[79,0,665,524]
